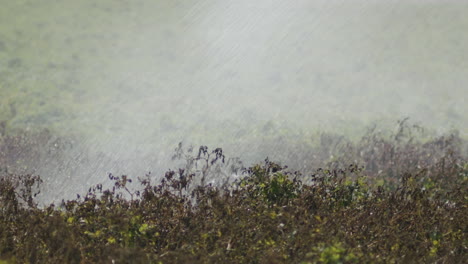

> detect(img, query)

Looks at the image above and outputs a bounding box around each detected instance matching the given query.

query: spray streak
[0,0,466,203]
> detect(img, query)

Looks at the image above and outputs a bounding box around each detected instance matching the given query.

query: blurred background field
[1,0,467,201]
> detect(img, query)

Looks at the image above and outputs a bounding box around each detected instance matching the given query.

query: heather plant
[0,127,467,263]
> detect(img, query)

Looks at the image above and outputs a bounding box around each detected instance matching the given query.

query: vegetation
[2,1,467,263]
[1,124,466,263]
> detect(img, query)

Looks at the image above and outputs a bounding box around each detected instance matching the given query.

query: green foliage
[237,159,300,205]
[303,242,360,264]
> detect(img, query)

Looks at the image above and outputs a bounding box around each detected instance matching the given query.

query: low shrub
[0,125,466,263]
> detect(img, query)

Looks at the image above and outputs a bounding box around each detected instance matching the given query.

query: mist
[1,0,467,202]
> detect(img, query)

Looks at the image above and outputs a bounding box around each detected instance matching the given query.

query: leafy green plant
[236,159,301,205]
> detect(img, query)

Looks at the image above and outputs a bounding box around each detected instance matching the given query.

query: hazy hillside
[1,0,467,201]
